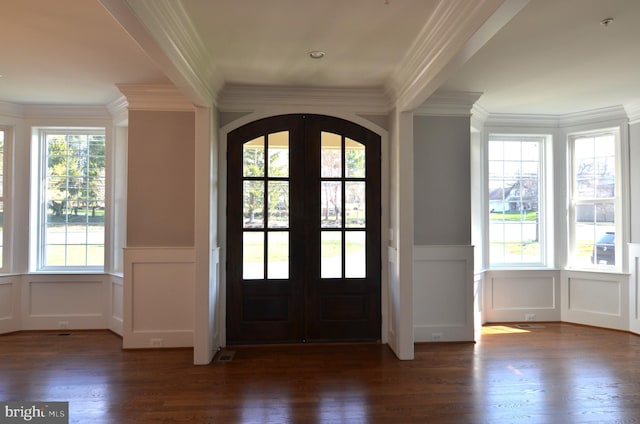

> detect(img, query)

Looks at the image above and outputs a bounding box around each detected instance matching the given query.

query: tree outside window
[42,130,105,269]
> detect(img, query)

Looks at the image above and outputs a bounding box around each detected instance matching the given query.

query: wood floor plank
[1,324,640,423]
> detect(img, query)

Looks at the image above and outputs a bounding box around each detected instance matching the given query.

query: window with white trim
[569,129,620,269]
[33,128,106,271]
[488,135,546,266]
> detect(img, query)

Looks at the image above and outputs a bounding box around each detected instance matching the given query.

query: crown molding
[124,0,222,105]
[624,101,640,125]
[483,112,563,129]
[218,85,391,115]
[0,101,25,119]
[479,105,629,129]
[116,84,195,111]
[22,105,112,122]
[107,96,129,125]
[0,100,122,122]
[470,103,489,131]
[558,105,628,128]
[388,0,509,112]
[414,91,482,117]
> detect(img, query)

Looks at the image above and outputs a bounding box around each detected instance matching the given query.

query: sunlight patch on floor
[482,325,531,335]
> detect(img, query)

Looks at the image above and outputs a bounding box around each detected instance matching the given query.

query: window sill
[564,267,629,276]
[482,266,560,272]
[25,268,105,276]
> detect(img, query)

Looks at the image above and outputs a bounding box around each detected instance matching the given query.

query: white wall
[474,107,637,335]
[561,270,629,330]
[482,270,561,323]
[21,274,111,330]
[110,274,124,335]
[123,247,195,348]
[629,243,640,334]
[414,245,474,342]
[388,109,414,359]
[0,276,21,333]
[411,100,477,343]
[0,273,119,333]
[481,268,633,334]
[194,105,220,364]
[628,121,640,245]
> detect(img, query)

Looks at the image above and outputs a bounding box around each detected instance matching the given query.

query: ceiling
[0,0,169,105]
[440,0,640,115]
[181,0,438,89]
[2,0,640,116]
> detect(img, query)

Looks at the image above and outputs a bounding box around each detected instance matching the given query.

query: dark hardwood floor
[1,323,640,423]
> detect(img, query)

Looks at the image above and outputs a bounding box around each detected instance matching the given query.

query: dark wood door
[227,114,380,344]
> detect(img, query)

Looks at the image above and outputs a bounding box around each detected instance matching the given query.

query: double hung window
[568,129,620,269]
[33,128,106,271]
[488,135,545,266]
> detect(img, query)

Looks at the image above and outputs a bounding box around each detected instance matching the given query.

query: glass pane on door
[243,181,264,228]
[268,131,289,177]
[267,232,289,279]
[345,231,366,278]
[243,232,264,279]
[345,182,365,228]
[321,181,342,228]
[228,114,381,343]
[321,132,341,178]
[268,181,289,228]
[345,138,365,178]
[321,231,342,278]
[243,136,265,177]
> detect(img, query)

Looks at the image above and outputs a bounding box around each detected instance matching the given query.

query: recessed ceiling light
[309,51,325,59]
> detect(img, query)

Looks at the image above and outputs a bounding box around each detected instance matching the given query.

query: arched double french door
[227,114,380,344]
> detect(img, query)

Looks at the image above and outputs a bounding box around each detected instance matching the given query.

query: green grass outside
[45,244,104,267]
[490,211,538,221]
[244,239,363,262]
[45,218,105,266]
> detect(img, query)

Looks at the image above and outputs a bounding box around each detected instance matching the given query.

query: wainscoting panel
[630,244,640,335]
[21,275,108,330]
[492,277,555,310]
[0,282,12,319]
[483,270,561,323]
[123,247,195,349]
[413,245,474,342]
[110,276,123,336]
[562,270,628,331]
[0,276,20,333]
[569,279,620,315]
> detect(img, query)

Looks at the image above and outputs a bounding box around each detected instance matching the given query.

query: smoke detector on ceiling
[600,17,614,27]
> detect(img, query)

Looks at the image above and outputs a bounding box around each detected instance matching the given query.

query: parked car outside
[591,232,615,265]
